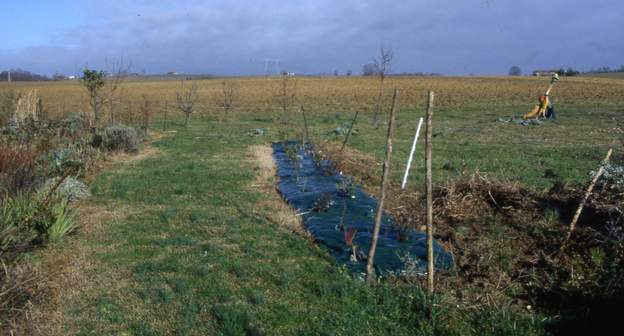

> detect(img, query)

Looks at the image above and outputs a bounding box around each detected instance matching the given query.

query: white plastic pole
[401,117,424,189]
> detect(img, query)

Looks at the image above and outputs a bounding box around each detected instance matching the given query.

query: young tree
[372,46,393,127]
[221,80,237,121]
[140,94,151,132]
[81,69,106,127]
[175,81,199,127]
[275,73,297,123]
[82,62,127,129]
[105,60,128,125]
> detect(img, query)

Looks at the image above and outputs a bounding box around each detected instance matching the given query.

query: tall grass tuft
[0,193,40,252]
[0,143,41,195]
[46,199,76,242]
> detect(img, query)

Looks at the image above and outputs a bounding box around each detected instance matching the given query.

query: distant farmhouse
[533,69,559,76]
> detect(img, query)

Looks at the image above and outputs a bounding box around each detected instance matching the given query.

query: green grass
[61,116,549,335]
[292,103,621,189]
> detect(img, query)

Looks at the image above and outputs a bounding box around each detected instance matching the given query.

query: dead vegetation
[249,145,307,236]
[319,140,624,332]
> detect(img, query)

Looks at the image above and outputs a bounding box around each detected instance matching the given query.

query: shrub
[101,125,139,153]
[0,193,40,251]
[59,113,90,136]
[40,177,90,203]
[46,148,84,176]
[594,164,624,190]
[0,142,41,195]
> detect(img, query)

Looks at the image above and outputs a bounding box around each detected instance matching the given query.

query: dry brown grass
[249,145,306,236]
[2,141,161,336]
[2,76,624,123]
[0,143,42,195]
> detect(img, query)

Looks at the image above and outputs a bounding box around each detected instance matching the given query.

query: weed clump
[101,124,139,153]
[41,176,91,202]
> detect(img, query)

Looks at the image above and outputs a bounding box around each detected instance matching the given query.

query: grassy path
[40,118,550,336]
[59,119,431,335]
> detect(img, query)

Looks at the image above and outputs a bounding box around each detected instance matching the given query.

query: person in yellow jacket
[523,73,558,119]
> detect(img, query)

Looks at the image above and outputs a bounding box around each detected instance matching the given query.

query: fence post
[366,89,399,284]
[425,91,435,294]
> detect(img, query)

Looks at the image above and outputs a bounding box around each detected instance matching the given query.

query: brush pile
[321,140,624,333]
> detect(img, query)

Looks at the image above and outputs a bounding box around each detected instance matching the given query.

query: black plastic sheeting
[272,141,454,276]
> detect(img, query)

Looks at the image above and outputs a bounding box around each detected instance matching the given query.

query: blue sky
[0,0,81,50]
[0,0,622,76]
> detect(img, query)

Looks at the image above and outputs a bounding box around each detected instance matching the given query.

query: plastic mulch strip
[272,141,454,277]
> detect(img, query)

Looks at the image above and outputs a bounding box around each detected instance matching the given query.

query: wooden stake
[340,111,360,153]
[401,117,424,189]
[163,100,168,131]
[425,91,435,294]
[562,148,613,248]
[366,89,399,284]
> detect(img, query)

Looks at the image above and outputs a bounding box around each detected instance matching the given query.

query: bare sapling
[561,148,613,250]
[366,88,399,284]
[140,94,151,132]
[221,81,237,121]
[106,61,127,126]
[425,91,435,294]
[276,73,297,124]
[372,46,392,128]
[340,111,360,153]
[175,81,200,127]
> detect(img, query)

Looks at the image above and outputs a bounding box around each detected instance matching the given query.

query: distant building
[533,70,558,76]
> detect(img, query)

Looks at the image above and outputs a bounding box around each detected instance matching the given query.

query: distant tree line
[511,64,624,77]
[0,69,51,81]
[586,65,624,74]
[557,67,580,76]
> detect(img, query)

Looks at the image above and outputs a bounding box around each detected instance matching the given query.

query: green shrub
[46,199,76,242]
[101,125,139,153]
[1,193,78,251]
[0,193,39,251]
[60,113,90,136]
[41,177,91,203]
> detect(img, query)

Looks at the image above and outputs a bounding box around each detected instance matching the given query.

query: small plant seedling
[336,177,357,198]
[312,194,334,212]
[344,228,357,246]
